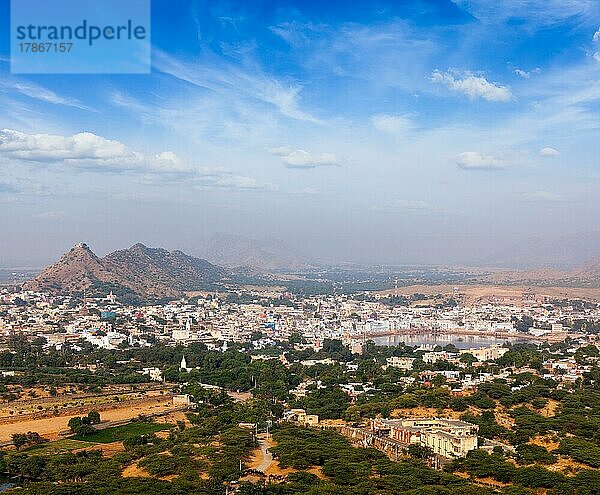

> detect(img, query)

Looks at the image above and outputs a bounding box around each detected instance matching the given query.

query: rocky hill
[24,242,227,301]
[24,243,118,293]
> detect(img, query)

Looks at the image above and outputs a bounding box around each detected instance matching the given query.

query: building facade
[372,418,478,458]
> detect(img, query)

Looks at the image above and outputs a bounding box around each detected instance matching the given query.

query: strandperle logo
[15,20,147,46]
[10,0,150,74]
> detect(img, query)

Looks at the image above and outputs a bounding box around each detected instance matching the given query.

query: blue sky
[0,0,599,266]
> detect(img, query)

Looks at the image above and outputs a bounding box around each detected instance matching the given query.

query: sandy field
[539,399,560,418]
[0,396,176,442]
[122,460,152,478]
[377,284,600,303]
[121,459,178,481]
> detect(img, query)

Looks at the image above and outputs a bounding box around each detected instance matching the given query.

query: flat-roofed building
[386,356,416,370]
[371,418,478,458]
[461,344,508,362]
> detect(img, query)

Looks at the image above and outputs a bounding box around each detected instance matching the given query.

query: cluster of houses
[2,285,598,355]
[3,286,600,463]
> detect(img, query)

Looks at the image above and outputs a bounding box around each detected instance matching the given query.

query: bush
[557,438,600,468]
[515,443,556,465]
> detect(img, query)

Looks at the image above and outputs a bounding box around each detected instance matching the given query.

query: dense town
[2,283,600,493]
[2,285,597,352]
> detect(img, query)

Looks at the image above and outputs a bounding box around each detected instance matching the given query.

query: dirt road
[249,434,275,472]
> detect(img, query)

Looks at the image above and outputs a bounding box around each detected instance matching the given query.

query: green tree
[86,410,101,424]
[11,433,28,450]
[407,444,434,460]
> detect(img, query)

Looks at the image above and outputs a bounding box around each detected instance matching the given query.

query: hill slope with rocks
[24,243,228,301]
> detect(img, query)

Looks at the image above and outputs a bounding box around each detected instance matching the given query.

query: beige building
[461,344,508,362]
[386,356,416,370]
[372,418,478,458]
[172,394,193,406]
[286,408,319,427]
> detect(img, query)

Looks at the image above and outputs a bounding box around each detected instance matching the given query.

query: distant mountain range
[202,233,317,271]
[24,243,227,301]
[487,256,600,287]
[21,234,600,300]
[479,231,600,269]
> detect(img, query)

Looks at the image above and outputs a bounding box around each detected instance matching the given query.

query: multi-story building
[372,418,478,458]
[386,356,416,370]
[461,344,508,362]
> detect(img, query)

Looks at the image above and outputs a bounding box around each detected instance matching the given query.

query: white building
[386,356,416,371]
[141,367,163,381]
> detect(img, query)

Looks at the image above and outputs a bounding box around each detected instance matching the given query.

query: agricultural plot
[25,438,98,454]
[72,422,170,443]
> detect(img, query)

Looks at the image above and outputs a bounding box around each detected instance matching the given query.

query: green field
[25,438,98,454]
[71,422,170,443]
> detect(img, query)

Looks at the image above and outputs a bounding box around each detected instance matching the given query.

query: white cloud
[514,69,531,79]
[8,82,90,110]
[0,129,213,174]
[453,0,599,28]
[539,147,560,157]
[594,52,600,62]
[431,70,512,102]
[285,150,339,168]
[0,129,273,192]
[0,128,131,163]
[268,146,340,169]
[33,210,65,220]
[140,168,275,191]
[455,151,507,170]
[154,50,322,124]
[267,146,293,156]
[110,91,155,120]
[212,175,276,191]
[517,190,566,203]
[0,128,192,173]
[371,114,414,135]
[284,186,320,195]
[593,28,600,41]
[513,68,540,79]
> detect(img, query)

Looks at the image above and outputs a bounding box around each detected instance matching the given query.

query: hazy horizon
[3,229,600,271]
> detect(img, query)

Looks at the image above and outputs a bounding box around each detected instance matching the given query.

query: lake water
[0,479,17,493]
[372,333,529,350]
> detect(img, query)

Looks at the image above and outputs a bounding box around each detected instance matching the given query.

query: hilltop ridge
[24,243,227,301]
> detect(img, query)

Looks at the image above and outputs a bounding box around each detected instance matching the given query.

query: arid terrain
[0,384,178,442]
[378,284,600,304]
